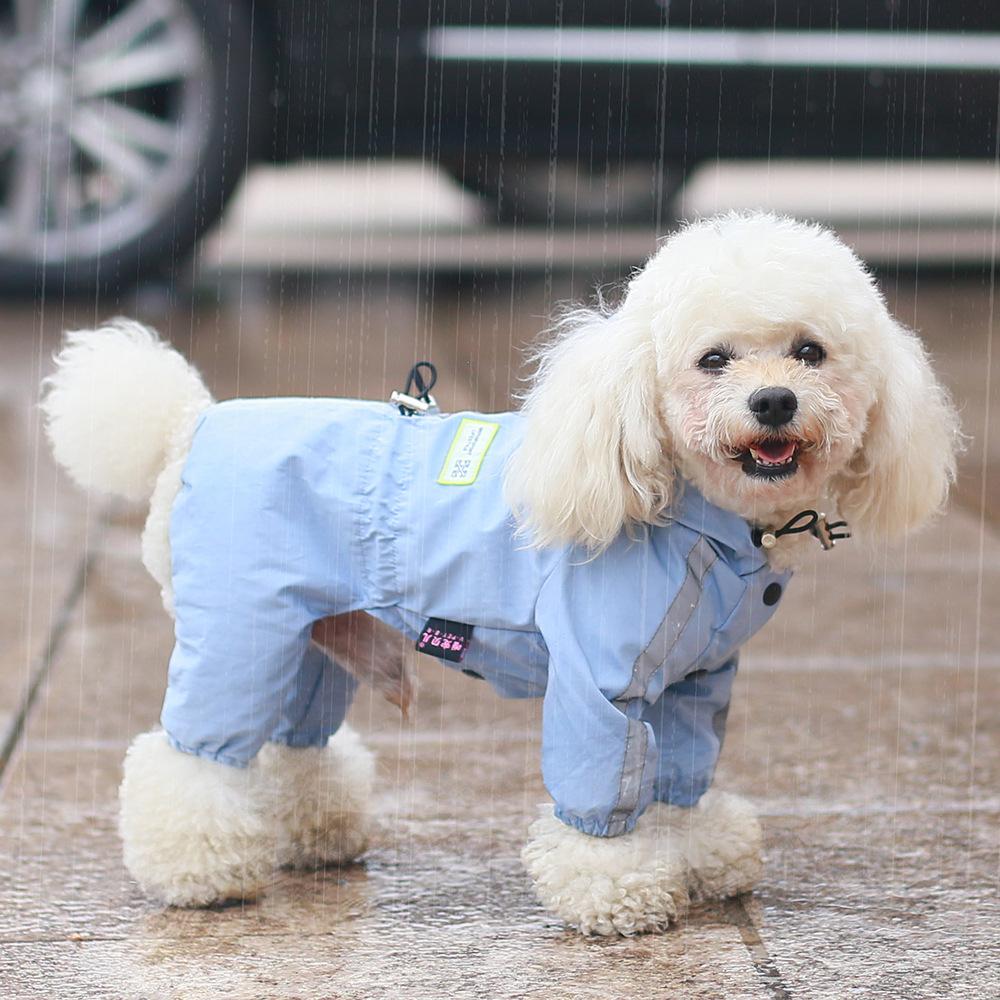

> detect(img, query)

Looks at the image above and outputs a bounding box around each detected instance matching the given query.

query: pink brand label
[416,618,474,663]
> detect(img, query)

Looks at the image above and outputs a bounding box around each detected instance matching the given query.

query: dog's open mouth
[736,439,800,479]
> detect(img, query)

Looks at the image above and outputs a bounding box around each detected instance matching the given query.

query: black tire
[0,0,265,297]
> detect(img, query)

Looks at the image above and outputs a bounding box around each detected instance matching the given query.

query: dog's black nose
[748,386,798,426]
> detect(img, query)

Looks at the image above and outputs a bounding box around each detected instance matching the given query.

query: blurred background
[2,0,1000,297]
[2,4,999,997]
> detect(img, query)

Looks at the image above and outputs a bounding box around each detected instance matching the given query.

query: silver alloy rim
[0,0,212,266]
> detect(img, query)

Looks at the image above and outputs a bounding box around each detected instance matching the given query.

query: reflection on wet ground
[1,273,997,999]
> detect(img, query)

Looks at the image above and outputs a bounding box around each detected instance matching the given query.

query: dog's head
[506,212,961,553]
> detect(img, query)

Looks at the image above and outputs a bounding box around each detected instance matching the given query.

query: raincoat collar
[663,481,771,575]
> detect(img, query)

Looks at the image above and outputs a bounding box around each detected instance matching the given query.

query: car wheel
[0,0,260,295]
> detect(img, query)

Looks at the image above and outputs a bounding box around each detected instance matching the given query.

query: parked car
[1,0,999,292]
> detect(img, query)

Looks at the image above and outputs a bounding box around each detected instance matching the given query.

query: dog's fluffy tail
[41,320,212,502]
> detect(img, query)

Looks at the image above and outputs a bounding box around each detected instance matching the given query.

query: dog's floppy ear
[504,305,671,551]
[834,319,961,540]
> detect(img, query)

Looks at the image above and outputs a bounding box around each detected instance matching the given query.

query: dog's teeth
[748,443,797,467]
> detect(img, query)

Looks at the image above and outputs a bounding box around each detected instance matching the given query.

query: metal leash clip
[810,514,851,551]
[391,361,438,416]
[389,390,433,414]
[753,509,851,552]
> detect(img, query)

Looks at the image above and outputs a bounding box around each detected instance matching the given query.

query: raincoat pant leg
[642,656,739,808]
[161,604,320,767]
[162,498,338,768]
[267,641,358,749]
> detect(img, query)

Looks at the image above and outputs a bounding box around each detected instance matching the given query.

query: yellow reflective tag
[437,418,500,486]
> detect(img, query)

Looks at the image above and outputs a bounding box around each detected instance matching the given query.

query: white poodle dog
[41,212,959,935]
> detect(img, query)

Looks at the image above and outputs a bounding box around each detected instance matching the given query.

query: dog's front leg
[522,667,692,936]
[522,804,692,936]
[523,790,764,936]
[312,611,413,716]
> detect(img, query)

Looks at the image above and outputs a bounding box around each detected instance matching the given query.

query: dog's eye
[792,341,826,366]
[698,349,732,372]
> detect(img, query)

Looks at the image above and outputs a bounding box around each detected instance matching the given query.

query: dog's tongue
[753,440,796,463]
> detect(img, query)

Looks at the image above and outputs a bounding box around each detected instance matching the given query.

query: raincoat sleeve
[533,535,737,837]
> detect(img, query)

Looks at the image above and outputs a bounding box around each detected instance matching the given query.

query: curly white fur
[680,790,763,902]
[521,790,761,936]
[522,805,691,936]
[142,411,206,615]
[119,730,280,907]
[507,212,961,552]
[40,319,213,613]
[119,728,374,906]
[40,319,212,504]
[269,727,376,870]
[504,303,671,550]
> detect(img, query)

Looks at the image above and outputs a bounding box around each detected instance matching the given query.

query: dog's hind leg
[262,728,376,871]
[119,730,281,906]
[262,641,376,871]
[249,614,409,872]
[262,614,416,872]
[120,643,377,905]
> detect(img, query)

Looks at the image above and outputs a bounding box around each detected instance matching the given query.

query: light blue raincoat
[163,399,790,837]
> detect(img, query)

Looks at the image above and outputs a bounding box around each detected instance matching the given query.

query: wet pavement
[1,270,998,999]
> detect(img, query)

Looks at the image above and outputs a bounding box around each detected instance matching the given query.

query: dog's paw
[264,727,376,870]
[119,731,278,907]
[683,790,764,902]
[521,807,691,936]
